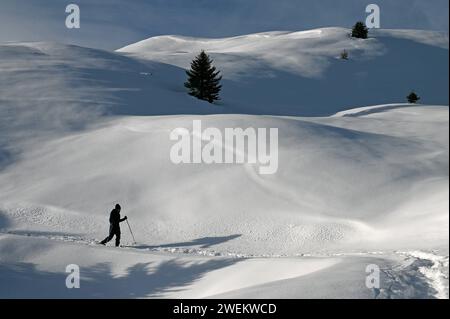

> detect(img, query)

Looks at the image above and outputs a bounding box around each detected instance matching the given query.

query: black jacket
[109,208,126,227]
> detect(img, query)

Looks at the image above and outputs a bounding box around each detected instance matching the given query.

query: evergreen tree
[340,50,349,60]
[351,22,369,39]
[407,91,421,104]
[185,50,222,103]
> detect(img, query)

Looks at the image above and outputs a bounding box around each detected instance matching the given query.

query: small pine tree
[407,91,421,104]
[185,50,222,103]
[340,50,349,60]
[351,22,369,39]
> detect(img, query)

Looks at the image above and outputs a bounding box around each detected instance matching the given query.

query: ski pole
[126,219,137,244]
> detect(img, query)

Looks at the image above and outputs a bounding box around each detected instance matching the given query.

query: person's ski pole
[126,219,137,245]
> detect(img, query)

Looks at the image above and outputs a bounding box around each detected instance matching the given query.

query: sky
[0,0,448,50]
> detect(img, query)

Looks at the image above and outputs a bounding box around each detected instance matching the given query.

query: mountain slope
[0,105,447,255]
[118,27,449,115]
[0,104,448,298]
[0,28,448,298]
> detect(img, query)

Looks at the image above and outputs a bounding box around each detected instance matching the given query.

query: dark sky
[0,0,448,50]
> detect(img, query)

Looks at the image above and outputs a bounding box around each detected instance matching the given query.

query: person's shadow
[128,234,242,250]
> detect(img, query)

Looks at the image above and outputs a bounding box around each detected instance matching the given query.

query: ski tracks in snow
[394,251,449,299]
[1,229,448,299]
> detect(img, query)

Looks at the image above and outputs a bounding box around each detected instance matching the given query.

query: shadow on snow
[129,234,242,250]
[0,257,241,298]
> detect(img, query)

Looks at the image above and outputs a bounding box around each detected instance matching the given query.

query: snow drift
[0,27,448,298]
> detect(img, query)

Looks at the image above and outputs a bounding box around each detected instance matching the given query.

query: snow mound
[332,103,428,117]
[0,106,447,256]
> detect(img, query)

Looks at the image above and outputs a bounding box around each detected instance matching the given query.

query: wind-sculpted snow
[1,28,448,159]
[372,29,449,49]
[0,106,448,297]
[0,106,447,256]
[0,41,219,171]
[0,28,448,298]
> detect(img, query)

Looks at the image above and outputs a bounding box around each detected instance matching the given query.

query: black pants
[101,225,121,246]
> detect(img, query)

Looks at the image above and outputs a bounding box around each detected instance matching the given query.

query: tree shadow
[0,146,16,172]
[0,211,10,231]
[0,257,242,298]
[5,230,82,238]
[129,234,242,250]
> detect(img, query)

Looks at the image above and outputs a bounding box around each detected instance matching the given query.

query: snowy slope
[118,27,449,115]
[2,233,446,299]
[0,233,342,298]
[0,28,448,298]
[0,105,447,256]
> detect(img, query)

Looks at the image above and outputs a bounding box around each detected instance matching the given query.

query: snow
[397,251,449,299]
[1,106,447,256]
[0,28,448,298]
[371,29,449,49]
[0,234,445,298]
[118,27,449,116]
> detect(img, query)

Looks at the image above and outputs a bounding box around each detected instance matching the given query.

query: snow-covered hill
[0,28,448,298]
[0,105,448,255]
[0,104,448,298]
[118,27,449,115]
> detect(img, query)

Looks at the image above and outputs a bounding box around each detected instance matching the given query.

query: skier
[100,204,127,247]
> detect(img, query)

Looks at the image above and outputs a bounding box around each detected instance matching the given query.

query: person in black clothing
[100,204,127,247]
